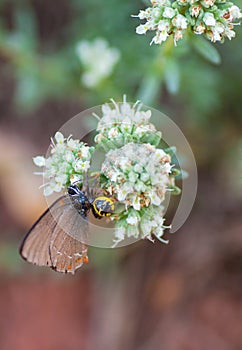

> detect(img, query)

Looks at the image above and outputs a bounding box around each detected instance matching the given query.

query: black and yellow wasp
[68,184,115,219]
[20,175,115,274]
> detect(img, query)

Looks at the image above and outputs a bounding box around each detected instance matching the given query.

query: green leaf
[140,131,162,146]
[164,59,180,94]
[14,4,37,50]
[136,73,162,105]
[164,146,177,155]
[15,73,42,111]
[191,36,221,65]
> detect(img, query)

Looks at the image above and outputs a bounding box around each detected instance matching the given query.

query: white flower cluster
[94,96,161,150]
[33,132,94,196]
[76,38,120,88]
[115,205,168,245]
[101,142,174,244]
[133,0,242,44]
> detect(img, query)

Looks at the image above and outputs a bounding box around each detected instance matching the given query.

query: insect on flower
[19,175,115,274]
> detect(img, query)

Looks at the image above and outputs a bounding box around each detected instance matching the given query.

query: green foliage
[190,35,222,65]
[0,0,241,133]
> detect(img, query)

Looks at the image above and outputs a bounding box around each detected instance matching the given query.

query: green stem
[136,35,175,106]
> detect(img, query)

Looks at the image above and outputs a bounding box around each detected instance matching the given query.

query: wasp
[68,185,115,219]
[20,177,115,274]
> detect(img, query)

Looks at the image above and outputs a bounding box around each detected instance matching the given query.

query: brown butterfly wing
[49,228,88,274]
[20,196,88,274]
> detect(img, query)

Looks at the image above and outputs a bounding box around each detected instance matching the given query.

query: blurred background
[0,0,242,349]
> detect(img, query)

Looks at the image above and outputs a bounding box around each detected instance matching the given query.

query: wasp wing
[19,195,88,274]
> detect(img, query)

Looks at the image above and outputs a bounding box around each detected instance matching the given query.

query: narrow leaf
[164,59,180,94]
[191,36,221,65]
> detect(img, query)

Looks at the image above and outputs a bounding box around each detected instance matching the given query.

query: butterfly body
[67,185,91,217]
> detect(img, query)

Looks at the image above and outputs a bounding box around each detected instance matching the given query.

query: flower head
[133,0,242,44]
[100,142,177,244]
[76,38,120,88]
[94,96,161,151]
[33,132,94,196]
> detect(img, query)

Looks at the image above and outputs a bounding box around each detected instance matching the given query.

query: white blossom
[158,19,170,31]
[136,10,149,20]
[163,7,176,18]
[67,138,79,150]
[203,12,216,26]
[210,21,225,41]
[201,0,215,8]
[194,22,206,34]
[54,132,65,144]
[33,156,46,167]
[74,160,90,172]
[224,27,235,40]
[190,5,202,17]
[136,24,149,34]
[140,172,150,182]
[229,5,242,19]
[117,183,134,201]
[148,189,162,205]
[172,14,187,29]
[132,195,141,210]
[76,38,120,88]
[127,212,139,225]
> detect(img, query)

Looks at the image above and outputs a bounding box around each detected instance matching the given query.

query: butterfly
[19,181,115,274]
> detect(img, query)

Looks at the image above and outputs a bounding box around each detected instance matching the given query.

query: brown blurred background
[0,0,242,349]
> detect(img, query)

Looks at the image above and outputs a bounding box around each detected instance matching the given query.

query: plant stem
[136,35,175,105]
